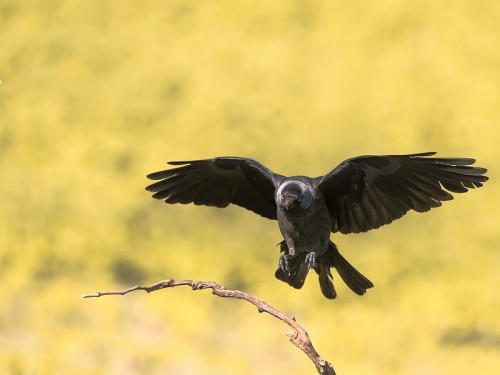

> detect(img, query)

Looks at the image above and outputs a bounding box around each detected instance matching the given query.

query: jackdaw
[146,152,488,299]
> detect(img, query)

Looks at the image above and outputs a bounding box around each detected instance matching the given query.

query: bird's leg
[304,252,317,270]
[278,242,296,276]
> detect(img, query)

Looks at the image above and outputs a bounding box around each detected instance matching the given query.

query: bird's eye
[298,197,302,202]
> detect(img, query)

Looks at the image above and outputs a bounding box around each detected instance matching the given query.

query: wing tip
[416,151,437,157]
[167,158,216,166]
[167,160,194,166]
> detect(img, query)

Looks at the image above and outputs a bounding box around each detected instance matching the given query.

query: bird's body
[146,152,488,299]
[275,179,332,258]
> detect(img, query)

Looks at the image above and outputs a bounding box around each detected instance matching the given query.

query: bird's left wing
[314,152,488,234]
[146,157,283,220]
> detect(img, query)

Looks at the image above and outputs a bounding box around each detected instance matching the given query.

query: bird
[145,152,488,299]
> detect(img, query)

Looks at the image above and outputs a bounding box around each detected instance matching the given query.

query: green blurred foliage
[1,0,499,374]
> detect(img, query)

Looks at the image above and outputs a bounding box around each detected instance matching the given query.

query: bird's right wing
[315,152,488,234]
[146,157,284,220]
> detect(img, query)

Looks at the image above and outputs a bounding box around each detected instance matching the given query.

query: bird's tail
[275,241,374,299]
[321,242,374,296]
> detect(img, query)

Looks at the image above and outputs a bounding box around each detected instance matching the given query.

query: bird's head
[276,181,313,212]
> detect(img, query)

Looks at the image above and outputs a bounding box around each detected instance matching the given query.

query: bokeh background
[1,1,499,374]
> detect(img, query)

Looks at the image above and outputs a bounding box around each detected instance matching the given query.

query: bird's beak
[282,196,294,210]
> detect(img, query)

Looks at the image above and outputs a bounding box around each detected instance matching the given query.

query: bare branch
[82,278,336,375]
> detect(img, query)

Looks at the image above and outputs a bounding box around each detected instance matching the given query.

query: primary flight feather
[146,152,488,299]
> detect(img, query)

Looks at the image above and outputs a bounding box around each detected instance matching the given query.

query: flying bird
[146,152,488,299]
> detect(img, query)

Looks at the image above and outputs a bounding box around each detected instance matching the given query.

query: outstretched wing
[146,157,283,219]
[315,152,488,234]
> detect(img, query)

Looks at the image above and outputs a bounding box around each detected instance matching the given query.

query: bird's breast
[277,201,331,254]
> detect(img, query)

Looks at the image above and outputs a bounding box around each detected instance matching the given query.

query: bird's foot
[304,252,317,270]
[278,254,294,276]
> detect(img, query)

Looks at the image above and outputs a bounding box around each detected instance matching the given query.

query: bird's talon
[304,252,317,270]
[279,254,293,275]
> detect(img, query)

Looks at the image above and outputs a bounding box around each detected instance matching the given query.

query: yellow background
[1,1,499,374]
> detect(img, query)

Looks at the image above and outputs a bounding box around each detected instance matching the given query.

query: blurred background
[1,1,499,374]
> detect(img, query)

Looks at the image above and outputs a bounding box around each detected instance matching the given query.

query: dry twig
[82,278,336,374]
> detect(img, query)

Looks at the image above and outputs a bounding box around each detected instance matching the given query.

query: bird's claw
[304,252,317,270]
[278,254,292,275]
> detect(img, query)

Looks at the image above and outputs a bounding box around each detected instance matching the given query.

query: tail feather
[317,263,337,299]
[323,242,374,295]
[292,260,309,289]
[274,252,308,289]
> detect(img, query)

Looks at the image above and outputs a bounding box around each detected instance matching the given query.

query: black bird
[146,152,488,299]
